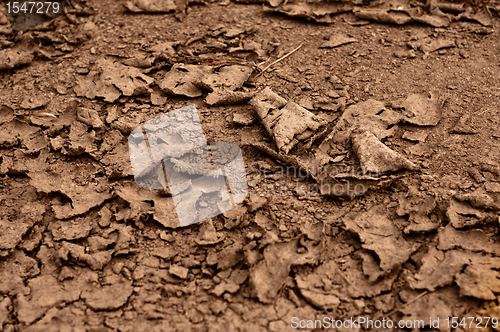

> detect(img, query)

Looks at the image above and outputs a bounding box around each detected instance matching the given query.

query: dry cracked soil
[1,0,500,330]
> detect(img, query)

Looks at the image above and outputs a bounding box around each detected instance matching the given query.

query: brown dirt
[1,0,500,330]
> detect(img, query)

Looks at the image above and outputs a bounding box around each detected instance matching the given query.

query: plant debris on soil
[1,0,500,330]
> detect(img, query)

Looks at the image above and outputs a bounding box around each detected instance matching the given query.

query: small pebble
[297,247,306,254]
[169,264,189,279]
[326,90,340,98]
[160,231,174,242]
[279,224,288,232]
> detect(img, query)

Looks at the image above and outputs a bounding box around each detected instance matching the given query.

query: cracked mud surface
[1,0,500,330]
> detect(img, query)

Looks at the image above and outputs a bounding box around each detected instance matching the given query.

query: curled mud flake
[28,161,112,219]
[50,217,93,241]
[320,34,357,48]
[0,218,32,250]
[266,2,354,24]
[0,46,35,70]
[437,224,500,255]
[295,274,341,310]
[125,0,178,13]
[343,205,420,271]
[397,194,439,234]
[408,246,468,291]
[324,99,401,145]
[74,58,154,103]
[159,64,253,105]
[77,107,105,129]
[158,63,211,98]
[250,237,321,303]
[446,199,488,228]
[58,242,114,270]
[115,181,179,228]
[0,119,39,148]
[0,251,40,295]
[395,92,443,126]
[15,275,80,325]
[81,279,134,310]
[455,257,500,300]
[250,88,328,154]
[351,130,418,175]
[400,290,453,330]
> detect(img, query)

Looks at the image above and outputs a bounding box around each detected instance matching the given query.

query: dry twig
[256,43,303,77]
[386,290,429,317]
